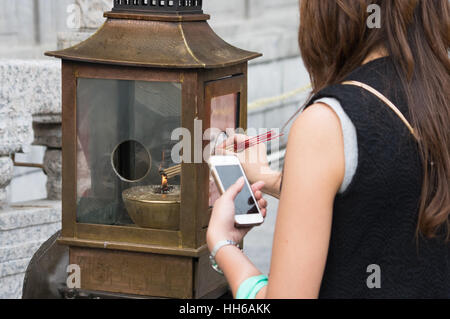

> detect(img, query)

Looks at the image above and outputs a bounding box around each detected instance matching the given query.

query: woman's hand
[216,134,282,198]
[207,178,268,252]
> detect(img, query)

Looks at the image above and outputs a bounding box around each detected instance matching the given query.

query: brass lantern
[46,0,260,299]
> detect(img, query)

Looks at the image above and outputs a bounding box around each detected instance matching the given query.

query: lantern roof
[45,1,261,69]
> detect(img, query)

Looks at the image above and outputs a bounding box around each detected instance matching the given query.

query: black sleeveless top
[305,57,450,299]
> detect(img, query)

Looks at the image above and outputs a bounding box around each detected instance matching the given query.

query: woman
[207,0,450,299]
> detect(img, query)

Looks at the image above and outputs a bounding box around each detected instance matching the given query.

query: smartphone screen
[214,165,259,215]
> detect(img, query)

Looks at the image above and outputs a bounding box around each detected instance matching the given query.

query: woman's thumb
[224,177,245,200]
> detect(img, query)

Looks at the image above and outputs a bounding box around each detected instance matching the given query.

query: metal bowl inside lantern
[122,182,181,230]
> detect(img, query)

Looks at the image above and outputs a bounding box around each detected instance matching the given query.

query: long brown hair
[298,0,450,240]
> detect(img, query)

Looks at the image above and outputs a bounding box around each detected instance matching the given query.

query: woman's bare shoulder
[286,102,345,192]
[290,102,343,143]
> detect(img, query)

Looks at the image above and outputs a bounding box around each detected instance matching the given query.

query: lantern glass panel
[208,93,239,207]
[76,78,182,226]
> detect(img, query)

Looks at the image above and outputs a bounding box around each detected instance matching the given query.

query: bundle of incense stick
[162,130,284,179]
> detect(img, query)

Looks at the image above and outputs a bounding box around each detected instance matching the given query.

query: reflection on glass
[208,93,239,207]
[76,78,181,226]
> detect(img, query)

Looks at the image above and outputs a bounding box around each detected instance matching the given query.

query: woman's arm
[208,102,345,298]
[207,180,268,297]
[265,102,345,298]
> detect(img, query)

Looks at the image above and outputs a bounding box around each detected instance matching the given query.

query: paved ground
[243,195,279,274]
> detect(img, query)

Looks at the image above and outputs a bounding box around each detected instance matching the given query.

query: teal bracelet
[236,275,269,299]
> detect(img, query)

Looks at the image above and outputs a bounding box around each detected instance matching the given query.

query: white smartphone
[209,155,264,227]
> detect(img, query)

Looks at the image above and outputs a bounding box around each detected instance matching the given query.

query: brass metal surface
[45,18,261,69]
[61,61,77,239]
[122,185,181,230]
[70,247,194,298]
[104,11,210,22]
[178,71,201,248]
[69,246,227,299]
[60,237,208,257]
[74,223,181,247]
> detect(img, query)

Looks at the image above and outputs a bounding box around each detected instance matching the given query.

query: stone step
[0,258,31,278]
[0,273,25,299]
[0,222,60,247]
[0,240,46,264]
[0,200,62,299]
[0,200,61,231]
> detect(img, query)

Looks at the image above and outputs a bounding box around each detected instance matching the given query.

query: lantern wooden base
[69,246,228,299]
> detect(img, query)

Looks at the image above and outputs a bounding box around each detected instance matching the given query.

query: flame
[161,174,168,190]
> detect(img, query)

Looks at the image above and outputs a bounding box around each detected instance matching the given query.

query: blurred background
[0,0,311,298]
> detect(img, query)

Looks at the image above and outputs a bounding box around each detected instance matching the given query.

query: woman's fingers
[260,208,267,218]
[252,182,267,212]
[214,148,236,156]
[254,191,267,207]
[258,198,268,218]
[252,183,268,218]
[215,135,238,155]
[251,181,265,193]
[218,134,249,150]
[231,134,249,144]
[258,197,267,209]
[218,135,235,149]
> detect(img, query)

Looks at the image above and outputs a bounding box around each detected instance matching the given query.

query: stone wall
[0,60,35,206]
[0,59,62,202]
[0,0,73,59]
[0,60,62,298]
